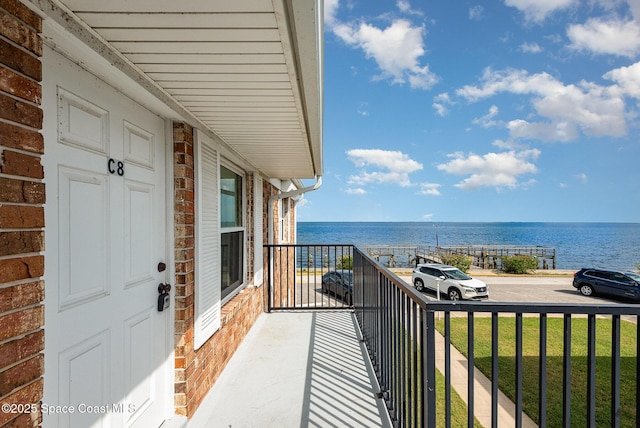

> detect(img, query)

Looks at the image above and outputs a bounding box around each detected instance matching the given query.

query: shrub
[502,255,538,274]
[439,253,471,273]
[337,255,353,270]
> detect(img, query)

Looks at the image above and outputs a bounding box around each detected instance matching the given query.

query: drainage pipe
[267,176,322,245]
[266,176,321,310]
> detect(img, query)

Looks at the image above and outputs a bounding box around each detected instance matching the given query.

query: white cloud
[331,14,439,90]
[421,213,434,220]
[568,17,640,57]
[433,103,448,116]
[519,42,542,53]
[324,0,340,27]
[397,0,423,16]
[349,171,416,187]
[347,148,423,172]
[437,149,540,190]
[345,187,367,195]
[604,61,640,98]
[507,119,579,142]
[297,198,311,209]
[574,172,588,183]
[397,0,411,13]
[417,182,441,196]
[347,148,423,187]
[433,92,454,116]
[456,68,627,141]
[469,5,485,21]
[472,105,500,128]
[504,0,578,22]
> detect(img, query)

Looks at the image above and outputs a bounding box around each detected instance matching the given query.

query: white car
[412,263,488,301]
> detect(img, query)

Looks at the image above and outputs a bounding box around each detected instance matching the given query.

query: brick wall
[0,1,45,427]
[172,123,268,418]
[172,122,195,416]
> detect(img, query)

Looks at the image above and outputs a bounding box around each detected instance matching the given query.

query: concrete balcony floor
[188,311,392,428]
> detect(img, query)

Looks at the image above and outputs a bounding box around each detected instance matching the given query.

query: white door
[43,47,171,427]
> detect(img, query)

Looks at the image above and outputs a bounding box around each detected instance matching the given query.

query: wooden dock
[364,245,556,269]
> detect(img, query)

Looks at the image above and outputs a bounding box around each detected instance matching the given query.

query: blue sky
[297,0,640,223]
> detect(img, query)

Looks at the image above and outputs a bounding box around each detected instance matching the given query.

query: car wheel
[414,278,424,292]
[448,288,461,301]
[579,283,594,297]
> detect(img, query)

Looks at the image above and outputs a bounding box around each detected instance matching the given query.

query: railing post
[423,309,436,428]
[611,315,621,428]
[267,245,272,312]
[562,314,572,428]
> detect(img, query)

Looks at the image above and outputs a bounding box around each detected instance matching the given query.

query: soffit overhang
[33,0,323,179]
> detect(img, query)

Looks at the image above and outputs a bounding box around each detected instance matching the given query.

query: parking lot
[398,271,639,306]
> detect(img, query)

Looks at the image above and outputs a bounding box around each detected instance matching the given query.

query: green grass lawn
[436,370,483,428]
[436,316,638,427]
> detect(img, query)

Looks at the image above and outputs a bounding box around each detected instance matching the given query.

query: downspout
[268,175,322,245]
[266,176,321,311]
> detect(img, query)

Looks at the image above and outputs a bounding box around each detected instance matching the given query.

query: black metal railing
[265,244,354,311]
[352,246,640,428]
[266,244,640,427]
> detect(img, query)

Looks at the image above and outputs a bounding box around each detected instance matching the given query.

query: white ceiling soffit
[41,0,323,179]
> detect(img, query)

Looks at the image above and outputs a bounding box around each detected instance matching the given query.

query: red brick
[0,178,45,203]
[0,121,43,154]
[174,142,194,157]
[4,410,40,428]
[0,150,43,178]
[0,306,43,342]
[0,231,44,257]
[0,40,41,82]
[0,0,42,32]
[0,93,42,129]
[174,165,194,180]
[0,205,44,228]
[0,281,44,312]
[0,378,43,426]
[0,355,43,397]
[0,12,41,56]
[0,331,44,369]
[0,67,41,104]
[0,256,44,283]
[174,200,194,214]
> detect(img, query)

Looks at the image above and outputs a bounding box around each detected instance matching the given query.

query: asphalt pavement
[398,271,637,305]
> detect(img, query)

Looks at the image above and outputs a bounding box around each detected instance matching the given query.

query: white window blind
[195,131,221,349]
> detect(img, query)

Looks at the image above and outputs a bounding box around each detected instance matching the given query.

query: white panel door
[43,47,170,428]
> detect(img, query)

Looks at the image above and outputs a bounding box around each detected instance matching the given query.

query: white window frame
[219,161,247,304]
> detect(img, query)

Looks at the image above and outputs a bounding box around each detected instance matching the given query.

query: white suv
[412,263,489,301]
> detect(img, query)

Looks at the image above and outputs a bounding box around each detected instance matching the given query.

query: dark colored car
[573,268,640,302]
[321,270,353,304]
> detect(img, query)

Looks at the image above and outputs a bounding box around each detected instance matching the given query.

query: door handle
[157,283,171,311]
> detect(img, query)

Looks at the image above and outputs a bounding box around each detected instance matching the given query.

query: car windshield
[340,271,353,283]
[626,272,640,282]
[443,269,471,280]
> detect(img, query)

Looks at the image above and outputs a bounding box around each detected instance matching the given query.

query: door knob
[158,283,171,294]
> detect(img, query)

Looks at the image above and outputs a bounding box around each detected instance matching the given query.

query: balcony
[192,245,639,427]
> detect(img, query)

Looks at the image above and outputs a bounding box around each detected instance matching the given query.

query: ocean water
[297,222,640,271]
